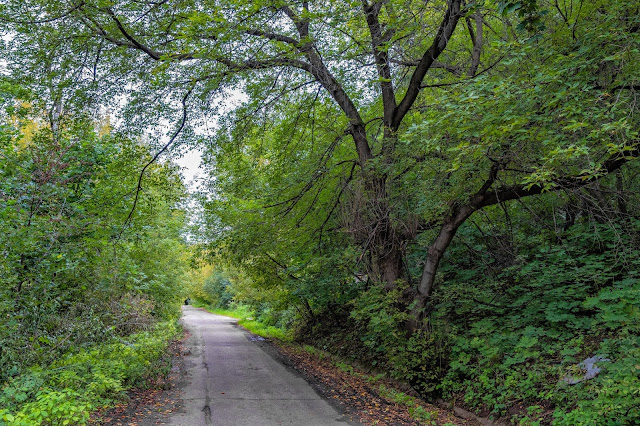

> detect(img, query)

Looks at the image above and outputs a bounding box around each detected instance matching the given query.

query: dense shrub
[0,321,178,425]
[437,222,640,421]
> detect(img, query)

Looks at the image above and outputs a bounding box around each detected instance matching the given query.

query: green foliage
[351,286,449,395]
[377,385,438,425]
[0,84,190,426]
[401,6,639,211]
[0,321,179,425]
[495,0,546,33]
[196,302,291,341]
[201,271,234,308]
[553,334,640,425]
[204,302,254,321]
[0,99,189,382]
[2,1,638,424]
[237,318,291,342]
[0,389,93,426]
[437,221,640,421]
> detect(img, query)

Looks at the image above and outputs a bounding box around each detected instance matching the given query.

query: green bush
[351,285,449,395]
[0,321,178,425]
[553,335,640,425]
[437,223,640,422]
[202,271,234,309]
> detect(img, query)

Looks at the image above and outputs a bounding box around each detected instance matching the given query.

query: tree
[2,0,638,326]
[0,82,189,379]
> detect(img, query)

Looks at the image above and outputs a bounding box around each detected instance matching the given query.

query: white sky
[176,147,204,189]
[2,29,244,194]
[174,90,246,191]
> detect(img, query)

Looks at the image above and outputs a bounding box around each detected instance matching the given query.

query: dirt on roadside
[255,338,475,425]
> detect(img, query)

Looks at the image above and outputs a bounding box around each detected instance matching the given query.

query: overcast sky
[176,147,203,190]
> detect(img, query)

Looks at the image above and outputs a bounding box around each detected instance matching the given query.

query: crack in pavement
[202,394,212,425]
[201,328,213,425]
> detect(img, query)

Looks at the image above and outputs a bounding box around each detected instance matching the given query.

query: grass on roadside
[192,302,291,341]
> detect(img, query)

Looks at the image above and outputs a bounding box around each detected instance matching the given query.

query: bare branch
[245,28,299,45]
[419,53,507,89]
[467,11,483,77]
[264,252,300,281]
[392,58,464,76]
[282,3,372,164]
[216,56,312,73]
[105,8,162,60]
[315,161,358,246]
[362,0,396,127]
[263,132,348,214]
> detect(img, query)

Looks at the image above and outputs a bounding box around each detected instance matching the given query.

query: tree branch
[245,28,299,45]
[216,56,312,73]
[264,252,300,281]
[392,0,463,131]
[478,146,640,209]
[117,86,193,239]
[466,11,483,77]
[414,143,639,313]
[315,161,358,246]
[282,3,372,164]
[392,58,464,76]
[362,0,396,127]
[105,8,162,60]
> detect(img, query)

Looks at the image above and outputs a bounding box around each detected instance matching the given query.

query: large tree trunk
[376,237,405,291]
[359,178,406,290]
[411,204,476,322]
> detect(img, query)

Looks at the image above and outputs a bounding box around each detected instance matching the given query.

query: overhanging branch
[117,86,194,239]
[477,146,640,209]
[391,0,463,130]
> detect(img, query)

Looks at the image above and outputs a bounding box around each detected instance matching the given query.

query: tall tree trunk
[364,181,406,290]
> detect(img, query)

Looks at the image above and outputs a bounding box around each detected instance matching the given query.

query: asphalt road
[167,306,355,426]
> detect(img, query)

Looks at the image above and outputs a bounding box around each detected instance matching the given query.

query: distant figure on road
[184,298,191,305]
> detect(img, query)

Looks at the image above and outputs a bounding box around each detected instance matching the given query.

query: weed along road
[169,306,356,425]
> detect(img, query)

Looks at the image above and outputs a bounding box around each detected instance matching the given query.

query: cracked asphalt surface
[167,306,356,425]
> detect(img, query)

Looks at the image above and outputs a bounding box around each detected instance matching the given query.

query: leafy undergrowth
[437,223,640,424]
[0,321,179,425]
[88,330,188,425]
